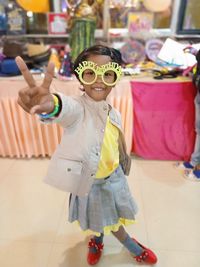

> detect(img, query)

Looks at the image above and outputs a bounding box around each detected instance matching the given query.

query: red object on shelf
[48,13,67,34]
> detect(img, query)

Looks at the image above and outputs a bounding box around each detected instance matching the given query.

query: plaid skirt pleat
[68,165,138,235]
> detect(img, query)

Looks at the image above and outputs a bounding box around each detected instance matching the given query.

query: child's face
[81,55,114,102]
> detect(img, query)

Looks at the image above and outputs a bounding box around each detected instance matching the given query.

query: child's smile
[82,55,114,102]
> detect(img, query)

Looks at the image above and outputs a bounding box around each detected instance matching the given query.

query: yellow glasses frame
[74,61,122,86]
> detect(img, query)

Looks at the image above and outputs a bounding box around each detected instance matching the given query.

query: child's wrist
[39,94,61,119]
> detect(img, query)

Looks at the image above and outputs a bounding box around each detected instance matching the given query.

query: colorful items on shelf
[16,0,50,13]
[69,18,96,62]
[26,13,48,34]
[65,0,82,18]
[0,53,5,62]
[158,38,199,68]
[26,43,51,68]
[143,0,172,12]
[0,58,21,77]
[49,48,61,74]
[67,1,98,62]
[5,1,26,35]
[48,13,67,34]
[0,4,6,34]
[27,43,50,57]
[145,39,164,64]
[58,45,73,80]
[3,40,24,58]
[128,11,153,38]
[120,39,145,66]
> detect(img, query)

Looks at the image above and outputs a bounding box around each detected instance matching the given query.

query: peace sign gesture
[15,56,55,115]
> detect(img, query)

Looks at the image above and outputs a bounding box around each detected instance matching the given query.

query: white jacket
[44,93,131,196]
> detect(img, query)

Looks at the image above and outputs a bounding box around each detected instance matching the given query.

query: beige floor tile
[125,178,149,244]
[1,157,200,267]
[0,240,52,267]
[47,242,145,267]
[0,158,16,178]
[0,160,67,242]
[7,158,50,177]
[54,207,90,244]
[140,176,200,251]
[0,240,11,266]
[47,240,87,267]
[130,159,181,184]
[155,249,200,267]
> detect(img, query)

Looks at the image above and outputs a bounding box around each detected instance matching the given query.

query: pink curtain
[131,81,197,160]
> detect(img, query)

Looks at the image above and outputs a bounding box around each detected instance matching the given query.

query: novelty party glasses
[74,61,122,86]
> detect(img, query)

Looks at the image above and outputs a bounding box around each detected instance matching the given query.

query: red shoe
[87,238,104,265]
[132,238,157,265]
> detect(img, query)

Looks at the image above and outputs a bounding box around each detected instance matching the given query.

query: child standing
[16,45,157,265]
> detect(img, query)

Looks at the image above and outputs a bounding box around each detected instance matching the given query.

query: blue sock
[122,235,143,256]
[89,234,104,253]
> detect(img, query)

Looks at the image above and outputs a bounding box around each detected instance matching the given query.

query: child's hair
[73,44,123,80]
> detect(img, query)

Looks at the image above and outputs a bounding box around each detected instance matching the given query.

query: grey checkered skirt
[68,165,138,235]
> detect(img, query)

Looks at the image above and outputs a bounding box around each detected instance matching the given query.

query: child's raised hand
[15,56,55,115]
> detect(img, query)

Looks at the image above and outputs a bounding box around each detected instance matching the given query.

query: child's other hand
[15,56,55,115]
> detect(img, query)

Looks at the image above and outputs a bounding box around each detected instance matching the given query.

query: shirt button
[67,168,71,172]
[101,129,105,133]
[96,152,99,156]
[91,173,95,177]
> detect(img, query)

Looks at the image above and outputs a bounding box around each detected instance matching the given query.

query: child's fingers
[30,100,54,115]
[17,97,31,113]
[30,105,41,114]
[15,56,36,88]
[26,86,40,98]
[19,86,43,106]
[41,61,55,90]
[18,87,31,104]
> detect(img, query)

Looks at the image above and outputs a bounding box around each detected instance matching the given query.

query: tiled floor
[0,157,200,267]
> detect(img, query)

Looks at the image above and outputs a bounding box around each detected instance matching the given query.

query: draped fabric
[131,81,197,160]
[0,76,196,160]
[0,77,133,158]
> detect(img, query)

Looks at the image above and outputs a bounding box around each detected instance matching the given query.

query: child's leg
[111,226,143,256]
[112,226,157,264]
[89,234,104,253]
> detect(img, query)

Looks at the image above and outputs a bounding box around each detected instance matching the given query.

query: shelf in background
[1,29,104,39]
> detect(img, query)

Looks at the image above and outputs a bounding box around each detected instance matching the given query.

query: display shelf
[1,29,104,39]
[2,34,69,38]
[108,28,172,38]
[1,27,172,42]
